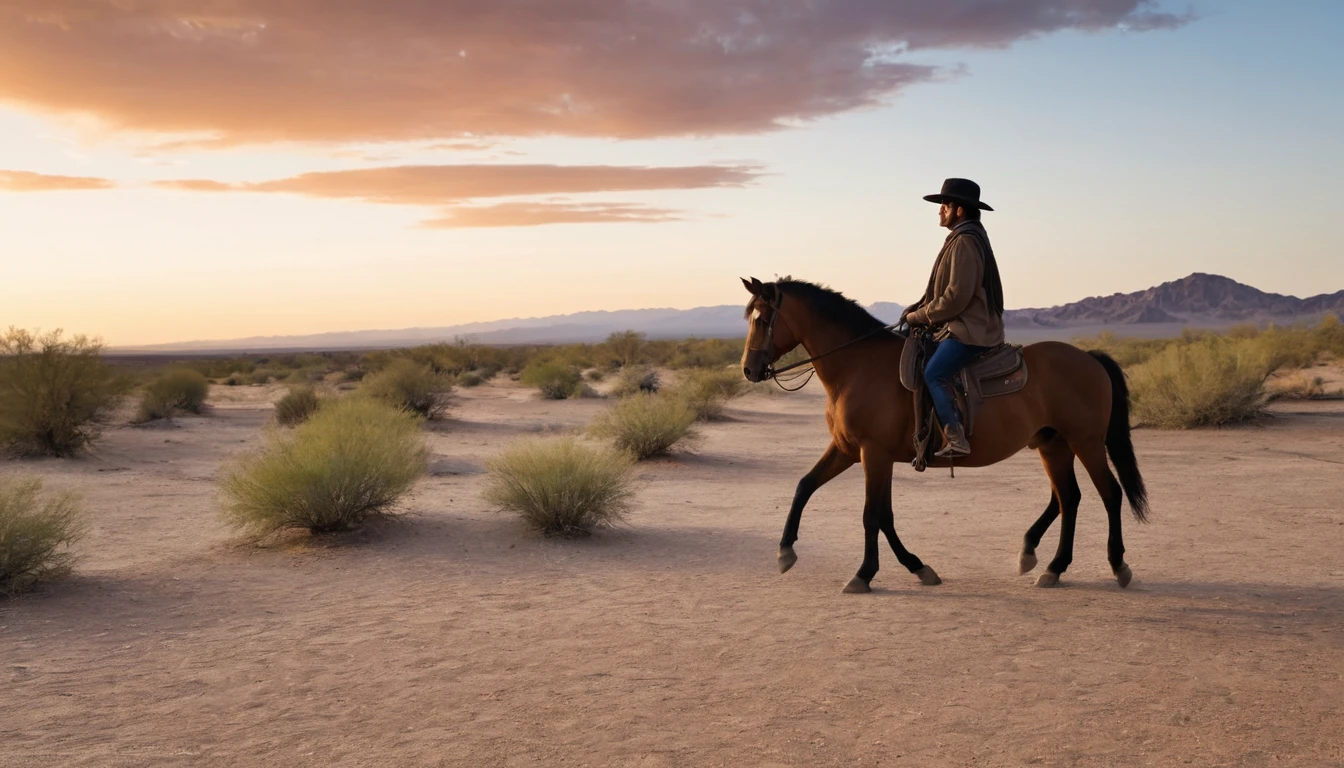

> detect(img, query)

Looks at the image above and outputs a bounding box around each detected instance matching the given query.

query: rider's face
[939,202,962,229]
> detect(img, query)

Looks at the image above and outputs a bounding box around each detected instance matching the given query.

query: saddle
[899,331,1029,471]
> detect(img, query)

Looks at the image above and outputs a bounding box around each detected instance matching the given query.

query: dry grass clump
[137,368,210,422]
[1129,337,1275,428]
[0,477,84,596]
[274,385,322,426]
[589,392,698,459]
[610,365,660,397]
[359,358,453,419]
[0,328,126,457]
[220,397,428,535]
[520,360,583,399]
[484,437,634,537]
[671,367,747,421]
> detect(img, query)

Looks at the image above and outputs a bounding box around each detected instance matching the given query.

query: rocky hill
[1005,273,1344,328]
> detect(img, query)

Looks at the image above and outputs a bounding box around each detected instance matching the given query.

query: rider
[899,178,1006,458]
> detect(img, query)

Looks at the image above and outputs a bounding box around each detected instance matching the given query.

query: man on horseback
[899,178,1006,458]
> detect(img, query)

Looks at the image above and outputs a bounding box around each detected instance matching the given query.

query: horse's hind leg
[1076,442,1133,588]
[1036,440,1082,588]
[779,442,855,573]
[1019,495,1059,575]
[1020,429,1064,574]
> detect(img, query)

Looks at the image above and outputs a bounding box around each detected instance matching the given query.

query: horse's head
[740,277,800,383]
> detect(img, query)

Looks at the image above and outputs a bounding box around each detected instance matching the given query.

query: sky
[1,0,1341,347]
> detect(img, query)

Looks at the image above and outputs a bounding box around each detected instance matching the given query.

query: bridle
[748,291,906,391]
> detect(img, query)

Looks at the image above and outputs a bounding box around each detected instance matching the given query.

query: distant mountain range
[113,274,1343,353]
[1004,273,1344,328]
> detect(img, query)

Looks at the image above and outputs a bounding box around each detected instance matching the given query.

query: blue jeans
[923,339,990,430]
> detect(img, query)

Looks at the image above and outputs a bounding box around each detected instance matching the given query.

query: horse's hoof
[1036,572,1061,588]
[842,577,872,594]
[778,547,798,574]
[1115,563,1133,588]
[916,565,942,586]
[1018,551,1038,575]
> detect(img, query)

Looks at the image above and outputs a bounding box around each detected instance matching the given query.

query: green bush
[0,476,84,595]
[589,392,698,459]
[584,369,606,382]
[458,372,485,387]
[359,359,453,419]
[520,360,582,400]
[484,437,634,537]
[671,367,747,421]
[274,385,322,426]
[0,328,126,457]
[603,330,646,368]
[220,397,428,534]
[610,366,660,397]
[1129,337,1274,428]
[137,368,210,422]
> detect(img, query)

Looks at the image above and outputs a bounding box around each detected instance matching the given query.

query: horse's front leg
[779,441,855,573]
[844,446,939,593]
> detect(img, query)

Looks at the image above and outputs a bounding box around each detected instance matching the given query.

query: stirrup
[934,442,970,458]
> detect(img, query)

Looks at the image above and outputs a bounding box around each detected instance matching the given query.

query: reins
[758,294,907,390]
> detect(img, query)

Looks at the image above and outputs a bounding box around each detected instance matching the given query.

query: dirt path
[3,380,1342,767]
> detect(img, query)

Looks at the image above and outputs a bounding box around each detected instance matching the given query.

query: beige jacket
[906,221,1005,347]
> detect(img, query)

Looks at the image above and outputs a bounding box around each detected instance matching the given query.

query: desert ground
[2,373,1343,768]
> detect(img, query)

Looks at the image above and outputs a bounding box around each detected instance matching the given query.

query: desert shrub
[584,369,606,382]
[603,330,646,368]
[458,372,484,387]
[0,329,126,457]
[137,368,210,421]
[520,360,582,400]
[484,437,634,537]
[589,392,697,459]
[1073,331,1175,368]
[671,367,748,421]
[220,397,428,534]
[359,359,453,419]
[274,385,322,426]
[1129,337,1274,428]
[0,476,84,595]
[610,366,660,397]
[1268,372,1331,401]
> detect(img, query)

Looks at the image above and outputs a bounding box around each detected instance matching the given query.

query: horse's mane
[746,277,887,337]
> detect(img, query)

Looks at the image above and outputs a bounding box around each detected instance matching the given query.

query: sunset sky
[2,0,1340,346]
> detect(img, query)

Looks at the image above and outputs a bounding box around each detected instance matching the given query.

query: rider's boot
[935,422,971,458]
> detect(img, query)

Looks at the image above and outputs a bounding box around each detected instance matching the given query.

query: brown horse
[739,277,1149,592]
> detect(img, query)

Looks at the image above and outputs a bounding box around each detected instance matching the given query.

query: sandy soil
[2,374,1343,767]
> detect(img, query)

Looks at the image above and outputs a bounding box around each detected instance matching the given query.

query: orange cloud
[157,162,757,226]
[159,163,756,202]
[0,2,1188,145]
[0,169,114,191]
[425,202,682,228]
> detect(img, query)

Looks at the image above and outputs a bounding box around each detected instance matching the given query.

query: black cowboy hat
[923,178,993,211]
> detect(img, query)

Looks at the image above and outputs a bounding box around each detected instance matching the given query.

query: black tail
[1089,351,1149,523]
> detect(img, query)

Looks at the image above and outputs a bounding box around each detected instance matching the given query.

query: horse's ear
[741,277,760,295]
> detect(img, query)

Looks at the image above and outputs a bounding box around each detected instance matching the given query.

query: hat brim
[923,193,993,212]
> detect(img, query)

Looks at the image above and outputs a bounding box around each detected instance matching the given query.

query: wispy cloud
[0,2,1190,146]
[0,169,114,191]
[159,163,757,202]
[156,162,759,226]
[424,202,683,228]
